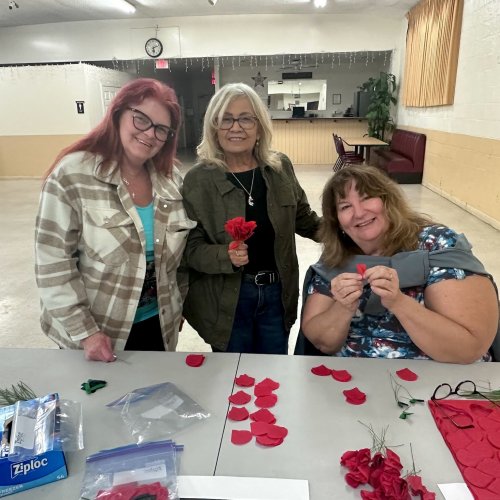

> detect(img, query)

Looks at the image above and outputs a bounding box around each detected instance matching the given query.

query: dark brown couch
[372,129,426,184]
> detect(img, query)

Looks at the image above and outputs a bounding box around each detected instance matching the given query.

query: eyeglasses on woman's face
[431,380,500,429]
[217,114,258,130]
[128,107,175,142]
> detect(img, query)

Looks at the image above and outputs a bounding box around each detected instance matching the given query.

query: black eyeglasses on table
[431,380,500,429]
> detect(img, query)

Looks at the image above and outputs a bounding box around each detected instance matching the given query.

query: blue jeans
[226,280,288,354]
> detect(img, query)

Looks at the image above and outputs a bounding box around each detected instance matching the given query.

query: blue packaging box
[0,397,68,497]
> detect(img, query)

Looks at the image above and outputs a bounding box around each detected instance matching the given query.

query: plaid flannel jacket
[35,151,195,350]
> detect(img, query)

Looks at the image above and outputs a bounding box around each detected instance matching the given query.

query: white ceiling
[0,0,417,29]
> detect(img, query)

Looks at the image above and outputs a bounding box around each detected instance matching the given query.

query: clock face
[145,38,163,58]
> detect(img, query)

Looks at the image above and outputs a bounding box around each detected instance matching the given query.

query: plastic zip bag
[7,394,84,461]
[106,382,210,444]
[80,439,182,500]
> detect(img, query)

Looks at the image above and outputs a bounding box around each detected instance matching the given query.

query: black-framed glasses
[217,114,258,130]
[431,380,500,429]
[128,107,175,142]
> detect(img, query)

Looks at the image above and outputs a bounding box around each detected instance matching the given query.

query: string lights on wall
[0,51,393,81]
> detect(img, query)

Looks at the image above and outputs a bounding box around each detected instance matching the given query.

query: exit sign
[155,59,169,69]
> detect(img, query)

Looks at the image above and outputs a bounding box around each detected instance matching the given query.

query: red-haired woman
[35,78,195,362]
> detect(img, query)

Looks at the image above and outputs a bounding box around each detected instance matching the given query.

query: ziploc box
[0,394,68,497]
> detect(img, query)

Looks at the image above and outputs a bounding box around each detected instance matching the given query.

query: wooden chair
[333,134,364,172]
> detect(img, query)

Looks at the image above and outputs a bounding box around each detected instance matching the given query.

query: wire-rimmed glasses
[128,107,175,142]
[217,114,258,130]
[431,380,500,429]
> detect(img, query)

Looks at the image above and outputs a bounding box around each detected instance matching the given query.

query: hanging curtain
[403,0,463,107]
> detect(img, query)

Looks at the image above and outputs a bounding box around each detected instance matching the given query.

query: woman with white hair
[182,83,320,353]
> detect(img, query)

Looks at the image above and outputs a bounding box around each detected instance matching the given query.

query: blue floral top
[307,225,491,360]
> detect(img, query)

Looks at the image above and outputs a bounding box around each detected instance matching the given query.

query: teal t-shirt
[134,201,158,323]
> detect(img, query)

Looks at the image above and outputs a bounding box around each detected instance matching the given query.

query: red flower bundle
[224,217,257,250]
[96,481,169,499]
[340,447,435,499]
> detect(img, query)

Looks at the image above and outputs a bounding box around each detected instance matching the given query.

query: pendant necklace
[230,168,255,206]
[121,177,135,199]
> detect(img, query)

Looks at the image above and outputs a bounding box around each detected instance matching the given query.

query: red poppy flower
[224,217,257,249]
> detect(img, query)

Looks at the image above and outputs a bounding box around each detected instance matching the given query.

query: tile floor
[1,160,499,354]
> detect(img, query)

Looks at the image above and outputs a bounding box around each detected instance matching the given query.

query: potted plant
[358,72,397,141]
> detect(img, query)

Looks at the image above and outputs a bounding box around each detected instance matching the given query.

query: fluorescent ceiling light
[314,0,327,7]
[108,0,136,14]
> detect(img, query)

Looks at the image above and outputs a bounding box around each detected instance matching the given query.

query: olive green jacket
[182,155,321,350]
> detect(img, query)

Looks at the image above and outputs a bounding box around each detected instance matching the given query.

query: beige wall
[402,126,500,229]
[0,135,81,177]
[272,119,368,165]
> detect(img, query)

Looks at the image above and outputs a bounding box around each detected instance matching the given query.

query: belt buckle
[254,271,267,286]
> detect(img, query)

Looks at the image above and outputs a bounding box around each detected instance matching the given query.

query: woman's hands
[228,242,249,267]
[363,265,403,310]
[81,331,116,362]
[330,272,363,312]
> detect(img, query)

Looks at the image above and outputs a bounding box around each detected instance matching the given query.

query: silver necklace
[121,177,135,199]
[230,169,255,206]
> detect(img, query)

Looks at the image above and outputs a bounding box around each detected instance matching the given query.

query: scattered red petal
[235,374,255,387]
[267,424,288,439]
[343,387,366,405]
[227,406,249,421]
[395,368,418,381]
[228,390,252,405]
[256,435,283,447]
[311,364,332,376]
[331,369,352,382]
[255,394,278,408]
[250,421,273,436]
[185,354,205,367]
[477,457,500,477]
[254,384,274,397]
[231,429,253,445]
[256,377,280,390]
[463,467,494,488]
[250,408,276,424]
[487,430,500,449]
[356,263,367,276]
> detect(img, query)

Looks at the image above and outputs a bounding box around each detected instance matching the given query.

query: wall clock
[145,38,163,58]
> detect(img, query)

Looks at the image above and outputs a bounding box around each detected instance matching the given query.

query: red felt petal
[250,408,276,424]
[407,475,424,495]
[228,390,252,405]
[311,364,332,376]
[235,374,255,387]
[331,369,352,382]
[477,416,500,432]
[477,457,500,477]
[466,440,495,459]
[446,429,472,450]
[456,449,482,467]
[254,385,274,397]
[255,394,278,408]
[463,467,494,488]
[267,424,288,439]
[256,378,280,390]
[488,477,500,494]
[487,430,500,449]
[343,387,366,405]
[185,354,206,367]
[227,406,250,421]
[395,368,418,381]
[256,434,283,447]
[356,263,367,276]
[250,421,273,436]
[231,429,253,445]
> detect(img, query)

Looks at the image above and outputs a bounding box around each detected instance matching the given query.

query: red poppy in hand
[224,217,257,249]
